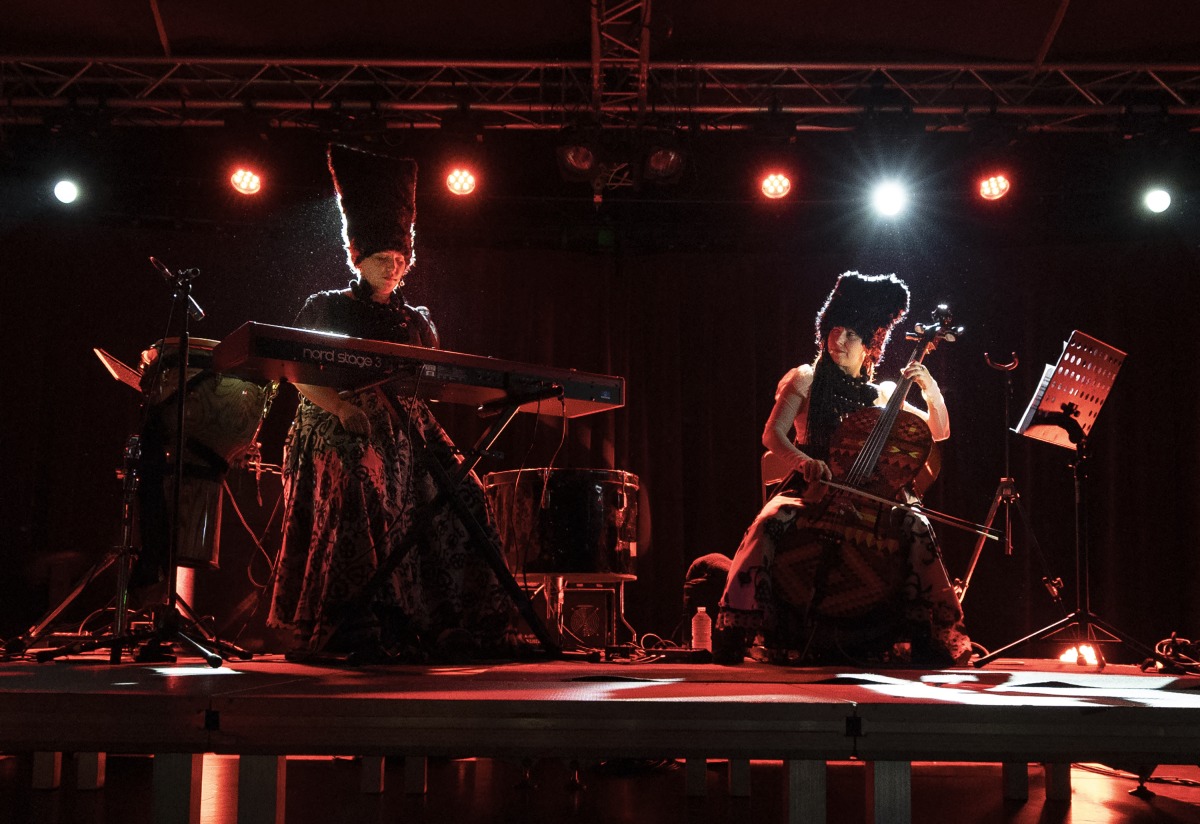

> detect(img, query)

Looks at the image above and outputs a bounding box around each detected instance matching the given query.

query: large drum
[141,338,270,568]
[483,468,639,581]
[142,338,269,464]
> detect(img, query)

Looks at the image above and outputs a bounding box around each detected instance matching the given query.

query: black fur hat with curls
[814,271,911,364]
[327,143,418,267]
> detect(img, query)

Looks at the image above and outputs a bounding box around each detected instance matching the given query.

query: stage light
[446,167,477,196]
[558,144,598,179]
[53,180,79,204]
[761,172,791,199]
[230,167,263,196]
[978,173,1011,201]
[646,146,685,180]
[1143,188,1171,213]
[642,130,687,184]
[556,123,604,183]
[872,181,907,216]
[1059,644,1099,666]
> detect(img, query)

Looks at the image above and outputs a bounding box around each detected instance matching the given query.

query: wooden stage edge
[2,654,1199,823]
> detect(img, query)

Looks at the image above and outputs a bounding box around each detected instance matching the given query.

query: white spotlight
[1144,188,1171,214]
[54,180,80,204]
[872,181,907,217]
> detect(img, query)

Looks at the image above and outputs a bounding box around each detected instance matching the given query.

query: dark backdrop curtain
[3,199,1198,660]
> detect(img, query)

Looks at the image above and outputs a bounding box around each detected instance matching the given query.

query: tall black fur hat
[815,271,910,363]
[327,144,417,266]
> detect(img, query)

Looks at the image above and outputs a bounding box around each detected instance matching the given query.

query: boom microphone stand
[32,259,249,667]
[973,332,1155,669]
[138,263,222,664]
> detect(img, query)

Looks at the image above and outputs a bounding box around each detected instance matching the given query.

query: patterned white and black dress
[267,289,514,658]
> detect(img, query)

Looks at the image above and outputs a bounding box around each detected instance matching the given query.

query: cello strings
[846,372,917,487]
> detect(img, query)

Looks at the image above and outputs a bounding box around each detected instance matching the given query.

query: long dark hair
[804,350,877,461]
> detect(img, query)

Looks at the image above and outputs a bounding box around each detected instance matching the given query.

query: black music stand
[973,331,1155,669]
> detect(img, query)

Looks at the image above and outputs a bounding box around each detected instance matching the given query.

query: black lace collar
[347,278,408,313]
[804,352,879,461]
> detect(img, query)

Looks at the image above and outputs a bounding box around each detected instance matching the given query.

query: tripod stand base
[973,610,1157,669]
[30,597,249,668]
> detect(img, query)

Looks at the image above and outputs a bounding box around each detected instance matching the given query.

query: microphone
[148,257,206,321]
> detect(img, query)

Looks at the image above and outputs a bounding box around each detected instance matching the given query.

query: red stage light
[978,174,1011,201]
[446,167,477,196]
[761,172,791,199]
[230,168,263,196]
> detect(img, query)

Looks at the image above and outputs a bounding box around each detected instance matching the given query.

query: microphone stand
[138,263,252,666]
[30,260,248,667]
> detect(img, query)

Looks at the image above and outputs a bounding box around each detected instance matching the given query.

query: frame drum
[483,468,638,581]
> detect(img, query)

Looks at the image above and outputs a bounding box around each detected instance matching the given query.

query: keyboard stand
[326,379,563,659]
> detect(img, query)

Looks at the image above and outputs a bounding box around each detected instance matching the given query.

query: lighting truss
[591,0,652,128]
[1,56,1197,134]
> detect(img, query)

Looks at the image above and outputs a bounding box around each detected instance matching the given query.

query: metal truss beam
[590,0,652,127]
[2,56,1197,134]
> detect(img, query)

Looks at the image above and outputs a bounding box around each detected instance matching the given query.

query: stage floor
[2,652,1199,822]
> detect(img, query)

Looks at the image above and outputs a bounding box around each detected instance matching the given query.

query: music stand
[973,331,1155,669]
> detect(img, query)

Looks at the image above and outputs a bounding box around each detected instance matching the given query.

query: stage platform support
[787,760,827,823]
[151,753,202,824]
[6,658,1200,824]
[1002,761,1029,800]
[238,754,286,824]
[76,752,107,790]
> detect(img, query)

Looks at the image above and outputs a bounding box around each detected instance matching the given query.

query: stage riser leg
[403,756,428,794]
[685,758,707,796]
[360,756,385,794]
[1044,762,1072,802]
[152,752,202,824]
[32,752,62,789]
[1003,762,1029,800]
[787,760,826,824]
[729,759,751,797]
[238,755,286,824]
[76,752,107,790]
[866,761,911,824]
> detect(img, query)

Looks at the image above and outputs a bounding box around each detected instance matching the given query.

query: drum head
[140,338,220,403]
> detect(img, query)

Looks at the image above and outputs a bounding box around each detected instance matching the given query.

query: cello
[771,304,963,620]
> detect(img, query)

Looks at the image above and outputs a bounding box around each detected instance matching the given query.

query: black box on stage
[518,583,617,650]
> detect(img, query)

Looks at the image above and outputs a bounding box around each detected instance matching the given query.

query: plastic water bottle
[691,607,712,652]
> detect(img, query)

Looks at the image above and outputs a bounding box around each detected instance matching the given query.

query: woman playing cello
[714,272,970,666]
